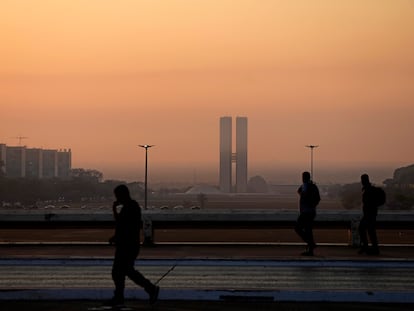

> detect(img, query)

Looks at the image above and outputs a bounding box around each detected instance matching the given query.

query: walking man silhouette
[107,184,159,306]
[295,171,320,256]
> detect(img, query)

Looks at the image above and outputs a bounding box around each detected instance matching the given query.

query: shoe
[148,285,159,305]
[301,243,316,256]
[367,247,380,256]
[301,250,314,256]
[358,246,368,254]
[104,296,124,307]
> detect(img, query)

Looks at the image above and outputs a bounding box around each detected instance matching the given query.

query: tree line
[0,168,144,206]
[1,165,413,210]
[339,164,414,210]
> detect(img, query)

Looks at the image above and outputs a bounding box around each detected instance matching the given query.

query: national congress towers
[219,116,248,193]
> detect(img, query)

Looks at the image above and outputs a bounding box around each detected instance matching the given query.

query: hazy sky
[1,0,413,184]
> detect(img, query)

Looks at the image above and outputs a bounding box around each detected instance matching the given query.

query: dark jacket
[114,199,141,249]
[298,181,320,214]
[362,185,379,217]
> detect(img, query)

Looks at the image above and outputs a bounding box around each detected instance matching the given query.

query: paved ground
[2,243,414,260]
[0,244,413,311]
[1,257,414,301]
[1,300,414,311]
[1,244,414,308]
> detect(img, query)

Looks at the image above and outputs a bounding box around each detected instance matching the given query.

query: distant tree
[383,187,414,210]
[70,168,103,183]
[0,177,62,205]
[383,178,395,187]
[391,164,414,186]
[339,183,361,210]
[381,164,414,210]
[0,168,138,207]
[127,181,145,200]
[0,160,5,177]
[325,184,342,199]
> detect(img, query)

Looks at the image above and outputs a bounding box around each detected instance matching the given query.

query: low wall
[1,210,414,246]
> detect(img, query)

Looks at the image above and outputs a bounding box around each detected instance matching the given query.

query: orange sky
[1,0,414,183]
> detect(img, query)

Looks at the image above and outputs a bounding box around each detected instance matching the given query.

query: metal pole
[305,145,318,180]
[310,147,314,179]
[139,145,154,210]
[144,147,148,210]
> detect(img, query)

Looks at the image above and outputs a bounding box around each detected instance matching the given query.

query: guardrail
[1,210,414,246]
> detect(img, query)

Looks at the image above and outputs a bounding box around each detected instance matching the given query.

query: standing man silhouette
[295,171,320,256]
[358,174,382,255]
[108,184,159,306]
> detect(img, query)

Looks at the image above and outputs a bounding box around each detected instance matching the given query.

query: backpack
[373,186,386,207]
[309,183,321,208]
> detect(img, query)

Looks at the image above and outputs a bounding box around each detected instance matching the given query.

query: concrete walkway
[1,258,414,303]
[2,243,414,260]
[1,245,414,304]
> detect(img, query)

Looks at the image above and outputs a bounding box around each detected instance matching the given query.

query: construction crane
[10,136,29,146]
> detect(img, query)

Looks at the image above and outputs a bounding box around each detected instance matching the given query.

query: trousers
[112,246,153,298]
[358,215,378,248]
[295,212,316,247]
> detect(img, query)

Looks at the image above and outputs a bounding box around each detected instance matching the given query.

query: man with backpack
[295,171,321,256]
[358,174,386,255]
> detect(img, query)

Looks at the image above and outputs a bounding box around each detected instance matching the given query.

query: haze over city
[1,1,413,185]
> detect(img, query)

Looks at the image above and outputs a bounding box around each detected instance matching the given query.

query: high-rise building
[236,117,248,193]
[57,149,72,179]
[42,149,58,178]
[26,148,43,179]
[219,116,232,193]
[219,116,248,193]
[6,146,26,178]
[0,144,7,176]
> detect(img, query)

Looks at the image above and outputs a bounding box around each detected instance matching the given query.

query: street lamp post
[139,144,155,246]
[305,145,319,181]
[139,144,154,210]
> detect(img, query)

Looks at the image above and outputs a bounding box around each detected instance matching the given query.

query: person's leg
[126,266,154,291]
[295,214,306,242]
[110,250,127,305]
[296,213,314,256]
[366,217,379,255]
[125,247,160,304]
[302,213,316,255]
[358,217,369,254]
[303,213,316,249]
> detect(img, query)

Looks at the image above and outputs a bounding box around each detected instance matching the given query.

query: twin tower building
[219,116,248,193]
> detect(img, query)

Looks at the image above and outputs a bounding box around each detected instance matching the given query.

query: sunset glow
[1,0,413,183]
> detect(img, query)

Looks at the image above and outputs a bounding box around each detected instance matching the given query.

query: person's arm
[112,201,120,220]
[109,201,120,245]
